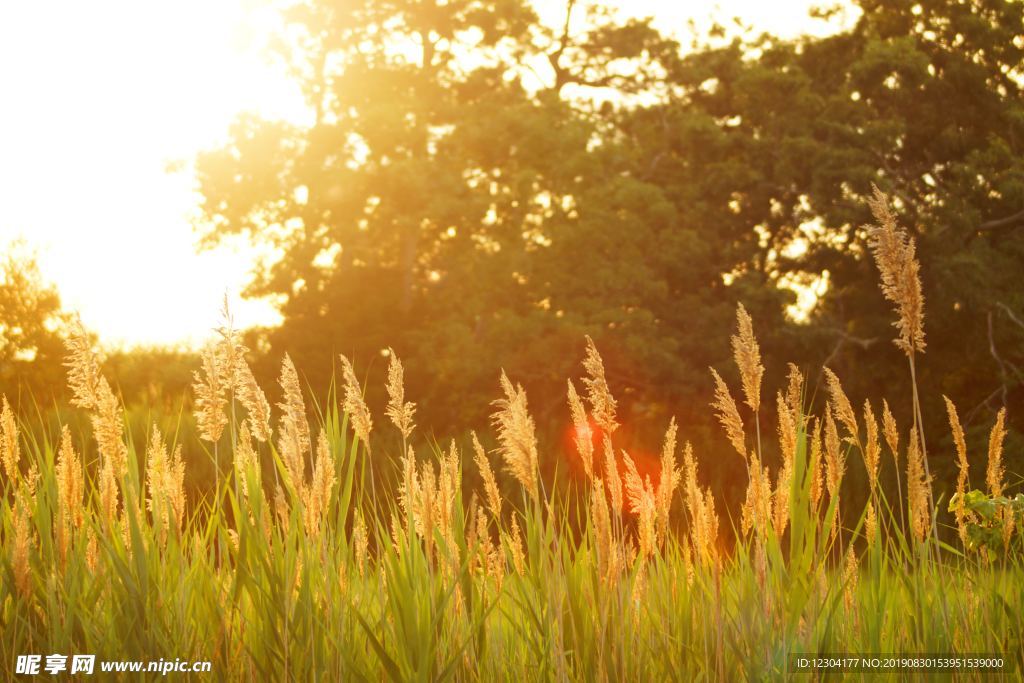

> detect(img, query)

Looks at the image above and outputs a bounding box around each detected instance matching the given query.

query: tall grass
[1,190,1022,680]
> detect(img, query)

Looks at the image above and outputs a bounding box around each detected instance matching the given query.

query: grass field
[1,189,1022,680]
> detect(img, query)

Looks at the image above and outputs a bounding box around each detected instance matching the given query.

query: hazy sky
[0,0,852,348]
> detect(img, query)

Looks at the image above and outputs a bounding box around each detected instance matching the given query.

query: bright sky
[0,0,853,348]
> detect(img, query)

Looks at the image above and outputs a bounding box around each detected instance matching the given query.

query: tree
[0,244,71,402]
[194,0,691,438]
[195,0,1022,501]
[621,0,1024,444]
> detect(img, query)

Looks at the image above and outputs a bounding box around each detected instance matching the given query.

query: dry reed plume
[1,186,1019,682]
[866,185,926,356]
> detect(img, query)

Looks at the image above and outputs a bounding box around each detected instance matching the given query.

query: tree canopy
[0,245,71,403]
[194,0,1023,488]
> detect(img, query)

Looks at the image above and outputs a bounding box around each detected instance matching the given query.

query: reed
[0,189,1019,681]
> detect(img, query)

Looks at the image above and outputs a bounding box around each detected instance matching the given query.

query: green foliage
[3,390,1024,679]
[192,0,1023,514]
[950,489,1024,559]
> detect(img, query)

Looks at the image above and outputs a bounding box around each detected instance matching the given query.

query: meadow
[1,188,1021,681]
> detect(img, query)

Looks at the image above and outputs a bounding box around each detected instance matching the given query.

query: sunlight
[0,0,303,346]
[0,0,842,347]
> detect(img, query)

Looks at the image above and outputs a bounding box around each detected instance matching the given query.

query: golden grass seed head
[701,487,719,565]
[416,461,437,549]
[862,399,881,493]
[601,434,623,515]
[13,493,33,597]
[507,515,527,576]
[145,426,170,535]
[479,509,505,585]
[740,453,773,539]
[215,296,249,391]
[882,399,900,466]
[339,353,374,451]
[622,451,658,556]
[98,458,120,527]
[943,396,968,484]
[785,363,804,422]
[274,483,289,528]
[809,418,824,512]
[434,441,460,556]
[581,335,619,434]
[491,371,539,501]
[1,395,20,485]
[303,430,336,535]
[64,322,129,474]
[731,303,764,413]
[621,450,645,516]
[234,421,260,503]
[353,510,368,578]
[906,426,931,543]
[145,426,187,543]
[773,458,793,538]
[63,318,104,411]
[709,367,746,460]
[384,348,416,441]
[987,408,1007,499]
[92,385,128,477]
[471,431,502,522]
[655,418,680,544]
[865,503,878,547]
[55,425,84,563]
[824,408,845,500]
[168,444,186,535]
[682,442,710,560]
[591,478,616,583]
[776,392,797,470]
[237,361,272,443]
[471,504,498,582]
[399,445,419,530]
[823,367,859,446]
[277,354,310,487]
[866,185,926,356]
[567,379,594,480]
[193,342,229,444]
[843,545,858,612]
[85,527,99,574]
[943,396,971,540]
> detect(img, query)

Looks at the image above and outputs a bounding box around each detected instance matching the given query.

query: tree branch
[977,208,1024,234]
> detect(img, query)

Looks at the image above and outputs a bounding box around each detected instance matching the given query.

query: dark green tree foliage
[639,0,1024,481]
[195,0,1023,500]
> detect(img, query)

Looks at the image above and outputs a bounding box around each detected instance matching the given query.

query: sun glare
[0,0,841,348]
[0,0,303,347]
